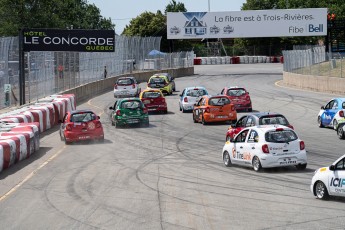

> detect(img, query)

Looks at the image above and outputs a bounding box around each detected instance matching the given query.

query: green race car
[109,98,149,128]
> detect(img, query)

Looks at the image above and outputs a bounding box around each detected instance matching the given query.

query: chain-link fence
[0,36,194,110]
[283,46,345,78]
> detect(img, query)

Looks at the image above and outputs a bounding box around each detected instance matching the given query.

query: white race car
[179,86,208,112]
[114,76,141,98]
[222,125,307,172]
[311,154,345,200]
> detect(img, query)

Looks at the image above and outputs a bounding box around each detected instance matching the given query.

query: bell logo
[309,24,323,33]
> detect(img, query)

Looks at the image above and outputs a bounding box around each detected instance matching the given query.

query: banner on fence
[167,8,327,39]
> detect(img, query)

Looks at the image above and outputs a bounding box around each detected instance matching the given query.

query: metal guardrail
[283,46,345,78]
[0,36,194,110]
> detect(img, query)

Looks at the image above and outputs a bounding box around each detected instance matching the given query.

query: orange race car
[193,95,237,125]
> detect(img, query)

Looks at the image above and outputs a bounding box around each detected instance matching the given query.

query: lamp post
[208,0,210,12]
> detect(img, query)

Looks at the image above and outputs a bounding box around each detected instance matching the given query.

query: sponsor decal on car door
[323,100,337,125]
[232,129,249,165]
[328,158,345,196]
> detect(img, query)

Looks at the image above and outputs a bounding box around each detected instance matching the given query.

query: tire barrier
[194,56,283,65]
[0,94,75,172]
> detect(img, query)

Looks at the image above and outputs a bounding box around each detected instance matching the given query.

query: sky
[87,0,247,34]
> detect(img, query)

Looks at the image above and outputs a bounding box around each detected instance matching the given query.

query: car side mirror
[59,119,63,123]
[109,106,113,110]
[329,165,335,171]
[97,116,100,119]
[230,123,236,128]
[321,106,325,110]
[179,94,182,97]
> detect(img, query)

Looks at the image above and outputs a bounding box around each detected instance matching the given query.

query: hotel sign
[22,29,115,52]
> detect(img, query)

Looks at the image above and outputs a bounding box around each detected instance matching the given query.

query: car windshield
[186,89,207,97]
[150,77,165,84]
[265,130,298,143]
[71,112,96,122]
[121,100,142,109]
[209,97,230,106]
[259,115,289,126]
[142,91,161,98]
[117,78,133,85]
[227,88,246,96]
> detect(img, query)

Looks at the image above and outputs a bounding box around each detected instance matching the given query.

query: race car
[311,154,345,199]
[139,89,167,114]
[193,95,237,125]
[152,73,176,92]
[109,98,149,128]
[222,125,307,172]
[226,112,293,142]
[220,86,252,112]
[59,110,104,144]
[147,74,173,95]
[318,98,345,130]
[179,86,208,112]
[113,76,141,98]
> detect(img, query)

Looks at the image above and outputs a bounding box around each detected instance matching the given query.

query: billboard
[167,8,327,39]
[22,29,115,52]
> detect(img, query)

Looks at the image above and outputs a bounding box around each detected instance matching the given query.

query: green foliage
[122,1,191,52]
[165,0,187,13]
[122,11,166,37]
[0,0,114,36]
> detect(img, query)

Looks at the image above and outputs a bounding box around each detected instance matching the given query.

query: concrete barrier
[283,71,345,95]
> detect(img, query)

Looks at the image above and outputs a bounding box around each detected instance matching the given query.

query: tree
[122,1,190,52]
[0,0,114,36]
[122,11,166,37]
[165,0,187,13]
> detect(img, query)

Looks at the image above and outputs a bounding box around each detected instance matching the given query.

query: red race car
[59,110,104,144]
[139,89,168,114]
[226,112,293,142]
[221,86,252,112]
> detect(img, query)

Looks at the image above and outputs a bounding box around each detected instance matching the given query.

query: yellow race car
[147,74,173,95]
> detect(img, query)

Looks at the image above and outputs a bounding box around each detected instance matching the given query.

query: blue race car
[318,98,345,130]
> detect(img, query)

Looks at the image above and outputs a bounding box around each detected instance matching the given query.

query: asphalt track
[0,63,344,230]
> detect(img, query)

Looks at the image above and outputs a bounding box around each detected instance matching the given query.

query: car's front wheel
[202,116,208,125]
[223,151,232,167]
[333,120,338,130]
[315,181,329,200]
[318,116,324,128]
[337,125,345,139]
[252,156,262,172]
[193,113,198,123]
